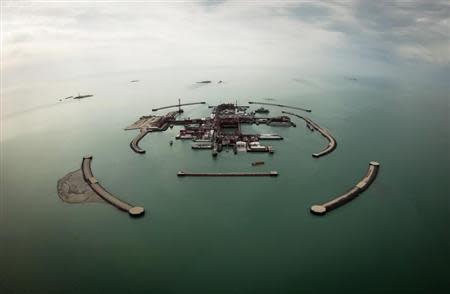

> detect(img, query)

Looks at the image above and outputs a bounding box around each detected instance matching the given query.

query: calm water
[1,68,449,293]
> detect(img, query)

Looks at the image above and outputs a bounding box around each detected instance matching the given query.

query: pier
[177,171,278,177]
[282,111,337,157]
[152,101,206,112]
[130,130,150,154]
[249,101,311,113]
[81,155,145,216]
[310,162,380,215]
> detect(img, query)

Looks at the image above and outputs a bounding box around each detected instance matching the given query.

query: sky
[1,0,449,88]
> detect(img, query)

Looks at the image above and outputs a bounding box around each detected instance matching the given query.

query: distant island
[73,94,93,100]
[58,94,93,101]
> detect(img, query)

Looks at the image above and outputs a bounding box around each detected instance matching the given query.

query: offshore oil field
[2,1,449,294]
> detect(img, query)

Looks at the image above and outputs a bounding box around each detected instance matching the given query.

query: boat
[176,134,193,140]
[255,107,269,114]
[258,134,283,140]
[235,141,247,152]
[169,140,173,146]
[193,138,211,142]
[73,94,93,100]
[192,143,213,150]
[251,161,265,166]
[247,142,271,152]
[212,143,218,156]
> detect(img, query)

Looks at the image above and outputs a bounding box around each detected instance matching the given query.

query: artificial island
[57,98,379,217]
[125,100,334,158]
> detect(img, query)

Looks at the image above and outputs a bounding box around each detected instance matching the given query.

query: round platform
[310,205,327,215]
[128,206,145,216]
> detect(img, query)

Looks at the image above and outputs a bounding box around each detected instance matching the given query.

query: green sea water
[1,68,449,293]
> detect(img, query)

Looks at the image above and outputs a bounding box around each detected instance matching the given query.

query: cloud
[322,0,449,63]
[2,0,449,87]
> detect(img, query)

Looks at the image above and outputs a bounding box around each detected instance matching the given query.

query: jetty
[249,101,311,113]
[81,155,145,216]
[126,111,179,154]
[130,130,150,154]
[310,162,380,215]
[177,171,278,177]
[282,111,337,157]
[152,101,206,112]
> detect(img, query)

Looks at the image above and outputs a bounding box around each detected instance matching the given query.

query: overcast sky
[2,0,449,85]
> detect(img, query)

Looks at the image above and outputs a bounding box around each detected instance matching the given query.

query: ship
[73,93,93,100]
[176,134,193,140]
[255,107,270,114]
[192,143,213,150]
[247,142,273,153]
[258,134,283,140]
[193,138,212,142]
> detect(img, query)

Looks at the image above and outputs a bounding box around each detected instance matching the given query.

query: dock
[249,101,311,113]
[310,162,380,215]
[130,130,150,154]
[81,155,145,216]
[177,171,278,177]
[282,111,337,157]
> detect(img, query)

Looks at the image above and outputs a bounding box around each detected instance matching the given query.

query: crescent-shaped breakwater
[127,111,179,154]
[82,155,145,216]
[310,162,380,215]
[130,130,150,154]
[152,102,206,112]
[282,111,337,157]
[248,101,311,113]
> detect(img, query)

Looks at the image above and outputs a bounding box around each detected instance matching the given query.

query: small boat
[252,161,265,166]
[169,140,173,146]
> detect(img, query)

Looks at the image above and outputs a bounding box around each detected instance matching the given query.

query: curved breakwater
[310,162,380,215]
[282,111,337,157]
[82,155,145,216]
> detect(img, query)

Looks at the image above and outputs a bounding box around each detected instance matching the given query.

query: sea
[1,67,449,293]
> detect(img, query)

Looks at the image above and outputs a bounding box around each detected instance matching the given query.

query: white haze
[3,0,449,87]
